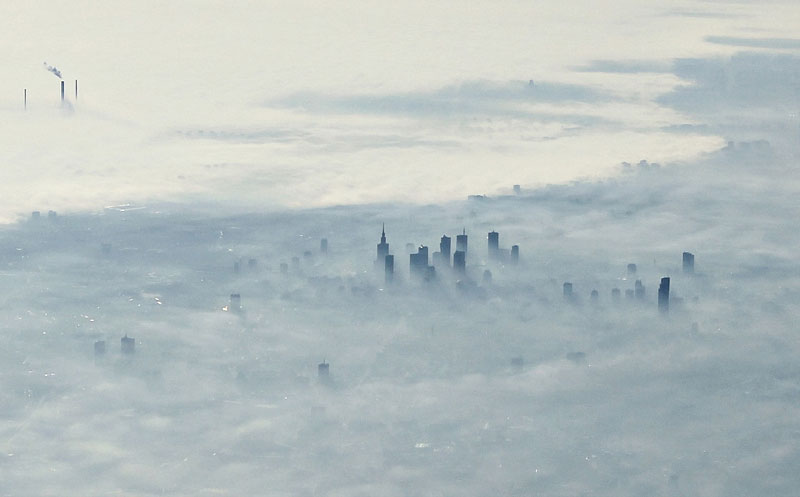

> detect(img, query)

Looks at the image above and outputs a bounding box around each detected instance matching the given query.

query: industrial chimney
[75,80,78,99]
[60,81,64,102]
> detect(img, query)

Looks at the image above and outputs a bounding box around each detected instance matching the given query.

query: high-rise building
[94,340,106,356]
[563,282,573,299]
[513,184,521,195]
[121,335,135,355]
[377,224,389,263]
[658,277,670,313]
[511,245,519,264]
[320,238,328,255]
[410,246,429,277]
[385,254,394,284]
[591,289,599,301]
[611,288,621,301]
[482,269,492,285]
[635,280,645,300]
[627,263,637,275]
[625,289,634,299]
[453,250,466,274]
[440,235,451,266]
[230,293,241,312]
[456,229,468,256]
[682,252,695,274]
[488,231,499,260]
[318,361,329,377]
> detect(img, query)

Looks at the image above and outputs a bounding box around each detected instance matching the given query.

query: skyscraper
[440,235,451,266]
[682,252,695,274]
[635,280,645,300]
[377,224,389,264]
[510,245,519,264]
[658,277,670,313]
[453,250,466,274]
[121,335,135,355]
[385,254,394,284]
[410,246,429,278]
[488,231,499,260]
[456,229,468,256]
[563,282,573,299]
[320,238,328,255]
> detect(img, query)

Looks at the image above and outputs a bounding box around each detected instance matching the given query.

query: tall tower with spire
[377,224,389,263]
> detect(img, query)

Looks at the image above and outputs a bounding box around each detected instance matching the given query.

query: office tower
[385,254,394,284]
[320,238,328,255]
[611,288,621,301]
[658,277,670,313]
[456,229,468,255]
[230,293,241,312]
[482,269,492,285]
[410,246,429,278]
[94,340,106,356]
[440,235,451,266]
[513,184,521,195]
[488,231,499,260]
[634,280,645,300]
[510,245,519,264]
[591,289,599,301]
[625,289,634,300]
[377,224,389,263]
[318,361,329,377]
[248,258,257,270]
[121,335,135,355]
[426,265,436,282]
[48,210,57,220]
[453,250,466,274]
[511,356,524,371]
[563,282,573,299]
[233,261,240,274]
[280,262,289,275]
[31,211,40,219]
[627,263,637,275]
[682,252,695,274]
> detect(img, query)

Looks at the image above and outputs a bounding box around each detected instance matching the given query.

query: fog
[1,0,800,495]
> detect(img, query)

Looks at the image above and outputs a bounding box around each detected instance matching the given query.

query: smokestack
[75,80,78,99]
[60,81,64,102]
[24,89,26,110]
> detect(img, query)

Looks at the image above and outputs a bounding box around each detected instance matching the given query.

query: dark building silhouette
[453,250,466,275]
[233,261,240,273]
[635,280,645,300]
[482,269,492,285]
[488,231,499,260]
[511,245,519,264]
[248,258,257,270]
[230,293,241,312]
[611,288,621,301]
[563,282,573,299]
[94,340,106,356]
[683,252,694,274]
[410,246,429,278]
[280,262,288,275]
[658,277,670,313]
[511,356,524,370]
[591,289,599,301]
[456,229,468,256]
[377,225,389,263]
[320,238,328,255]
[318,361,329,377]
[385,254,394,284]
[627,263,637,275]
[625,289,634,299]
[31,211,40,219]
[121,335,135,355]
[425,265,436,282]
[440,235,451,266]
[513,184,521,195]
[48,210,57,220]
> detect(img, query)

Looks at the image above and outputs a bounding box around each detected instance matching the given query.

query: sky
[1,1,800,496]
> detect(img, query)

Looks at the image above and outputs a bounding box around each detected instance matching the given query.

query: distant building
[658,277,670,313]
[563,282,573,299]
[121,335,135,355]
[425,265,436,282]
[682,252,695,274]
[513,184,521,195]
[440,235,451,266]
[511,356,524,370]
[376,225,389,263]
[94,340,106,356]
[453,250,466,274]
[456,229,468,256]
[625,289,634,300]
[634,280,645,300]
[233,261,240,273]
[47,210,57,220]
[280,262,289,275]
[230,293,241,312]
[611,288,621,301]
[31,211,40,219]
[591,289,599,301]
[320,238,328,255]
[482,269,492,285]
[248,258,257,270]
[510,245,519,264]
[318,361,329,377]
[627,263,637,275]
[488,231,499,260]
[409,246,429,278]
[385,254,394,284]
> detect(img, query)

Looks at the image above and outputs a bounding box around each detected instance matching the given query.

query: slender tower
[376,224,389,263]
[75,80,78,100]
[60,81,64,102]
[658,277,670,314]
[23,89,26,110]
